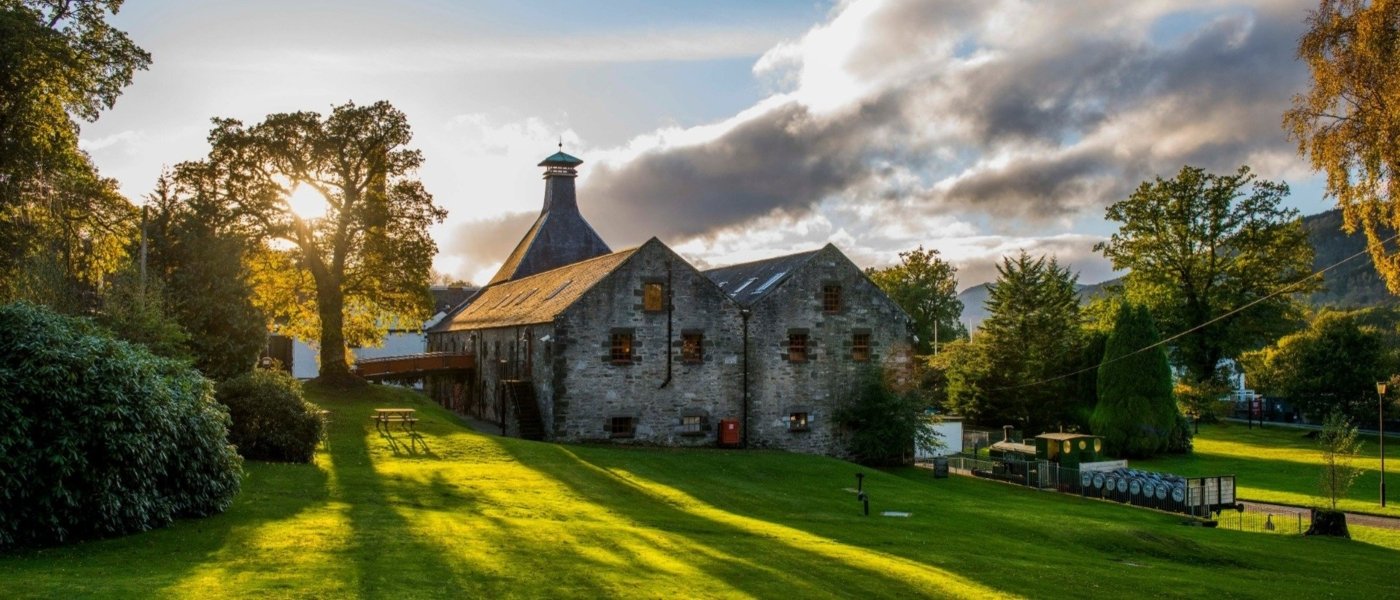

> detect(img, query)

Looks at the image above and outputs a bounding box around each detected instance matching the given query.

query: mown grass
[2,385,1397,599]
[1136,422,1400,519]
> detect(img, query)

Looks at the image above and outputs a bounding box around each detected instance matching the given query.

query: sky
[81,0,1334,289]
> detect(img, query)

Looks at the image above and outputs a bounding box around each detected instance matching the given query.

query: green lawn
[1136,422,1400,518]
[2,386,1398,599]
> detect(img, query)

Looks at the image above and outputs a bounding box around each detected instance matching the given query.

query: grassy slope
[2,386,1397,599]
[1136,422,1400,519]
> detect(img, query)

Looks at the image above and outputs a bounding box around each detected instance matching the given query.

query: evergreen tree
[1091,303,1182,458]
[949,251,1084,433]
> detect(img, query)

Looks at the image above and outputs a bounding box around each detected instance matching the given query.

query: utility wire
[988,231,1400,392]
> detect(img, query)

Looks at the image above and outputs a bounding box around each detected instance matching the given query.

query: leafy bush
[216,370,322,463]
[0,302,242,548]
[835,367,936,465]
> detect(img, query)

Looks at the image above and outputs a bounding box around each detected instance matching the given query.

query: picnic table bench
[372,408,418,435]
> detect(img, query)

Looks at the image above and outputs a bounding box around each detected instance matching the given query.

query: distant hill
[1303,209,1396,308]
[956,209,1396,331]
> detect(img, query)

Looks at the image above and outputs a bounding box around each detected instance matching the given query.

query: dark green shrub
[834,367,936,465]
[216,370,322,463]
[1091,303,1184,458]
[0,302,242,548]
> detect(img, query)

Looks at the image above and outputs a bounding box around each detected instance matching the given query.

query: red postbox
[719,419,741,447]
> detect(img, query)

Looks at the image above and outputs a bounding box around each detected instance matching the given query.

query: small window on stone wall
[852,332,871,362]
[822,284,842,313]
[611,332,633,364]
[681,415,706,435]
[789,412,810,432]
[788,333,809,363]
[607,416,636,438]
[643,282,664,312]
[681,332,704,363]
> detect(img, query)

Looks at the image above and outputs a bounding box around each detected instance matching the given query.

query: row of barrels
[1080,467,1187,504]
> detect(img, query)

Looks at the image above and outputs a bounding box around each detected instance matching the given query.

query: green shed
[1034,433,1103,468]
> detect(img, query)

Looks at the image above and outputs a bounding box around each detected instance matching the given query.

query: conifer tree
[1091,303,1182,458]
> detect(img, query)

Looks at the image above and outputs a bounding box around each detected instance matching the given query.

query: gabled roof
[438,247,639,331]
[702,248,822,307]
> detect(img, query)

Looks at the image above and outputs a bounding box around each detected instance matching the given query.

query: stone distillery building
[426,150,912,456]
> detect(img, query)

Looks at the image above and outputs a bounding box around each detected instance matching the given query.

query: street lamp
[1378,381,1388,508]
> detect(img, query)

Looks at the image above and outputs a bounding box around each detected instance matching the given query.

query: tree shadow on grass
[329,414,468,598]
[491,440,1000,598]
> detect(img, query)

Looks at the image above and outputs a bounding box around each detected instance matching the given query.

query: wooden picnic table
[372,408,418,435]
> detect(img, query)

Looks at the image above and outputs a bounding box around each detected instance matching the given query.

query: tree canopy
[189,101,445,384]
[1096,165,1315,384]
[1239,309,1396,424]
[865,246,966,354]
[1285,0,1400,294]
[0,0,148,298]
[946,251,1085,433]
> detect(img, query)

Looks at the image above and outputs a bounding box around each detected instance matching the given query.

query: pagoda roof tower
[487,148,612,285]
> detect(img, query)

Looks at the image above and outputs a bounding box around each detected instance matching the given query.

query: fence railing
[946,455,1240,519]
[1216,506,1308,535]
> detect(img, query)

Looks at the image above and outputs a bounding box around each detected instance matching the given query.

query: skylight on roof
[752,272,787,295]
[544,280,573,300]
[731,277,758,294]
[514,289,538,305]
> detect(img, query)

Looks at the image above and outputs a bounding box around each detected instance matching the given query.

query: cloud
[575,0,1314,264]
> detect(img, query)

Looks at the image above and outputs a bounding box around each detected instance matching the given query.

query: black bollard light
[856,472,865,493]
[858,491,869,516]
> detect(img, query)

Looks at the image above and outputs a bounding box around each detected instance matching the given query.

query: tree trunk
[314,283,364,388]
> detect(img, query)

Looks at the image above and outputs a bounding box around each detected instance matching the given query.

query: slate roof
[488,151,612,286]
[438,248,639,331]
[702,248,822,307]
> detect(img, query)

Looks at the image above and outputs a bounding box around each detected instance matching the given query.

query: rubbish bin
[933,456,949,479]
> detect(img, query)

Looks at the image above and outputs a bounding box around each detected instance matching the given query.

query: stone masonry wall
[744,245,915,456]
[551,239,744,445]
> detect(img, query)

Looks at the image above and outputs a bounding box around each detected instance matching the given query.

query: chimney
[1003,425,1014,443]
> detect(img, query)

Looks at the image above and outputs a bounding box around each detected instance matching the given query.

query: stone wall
[744,245,915,455]
[550,239,744,445]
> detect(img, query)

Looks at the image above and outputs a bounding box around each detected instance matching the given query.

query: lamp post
[1378,381,1388,508]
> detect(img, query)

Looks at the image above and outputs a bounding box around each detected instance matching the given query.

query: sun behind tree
[186,100,446,386]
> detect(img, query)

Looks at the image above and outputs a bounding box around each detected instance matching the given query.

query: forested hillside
[1304,209,1396,308]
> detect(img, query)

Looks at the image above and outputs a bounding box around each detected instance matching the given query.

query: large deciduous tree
[1239,309,1394,424]
[194,101,445,385]
[946,252,1085,433]
[1096,165,1315,385]
[1285,0,1400,293]
[0,0,148,298]
[866,246,966,355]
[1091,303,1185,458]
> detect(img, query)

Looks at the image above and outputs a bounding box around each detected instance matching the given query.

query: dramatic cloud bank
[446,0,1319,287]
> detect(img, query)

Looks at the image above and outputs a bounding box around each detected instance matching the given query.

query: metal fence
[946,455,1239,518]
[1216,506,1308,535]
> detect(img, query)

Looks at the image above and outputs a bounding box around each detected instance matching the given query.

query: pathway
[1239,500,1400,531]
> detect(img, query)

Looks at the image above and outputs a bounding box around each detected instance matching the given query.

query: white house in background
[268,285,478,379]
[916,415,964,460]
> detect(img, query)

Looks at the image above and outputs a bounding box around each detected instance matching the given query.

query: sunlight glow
[288,185,328,220]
